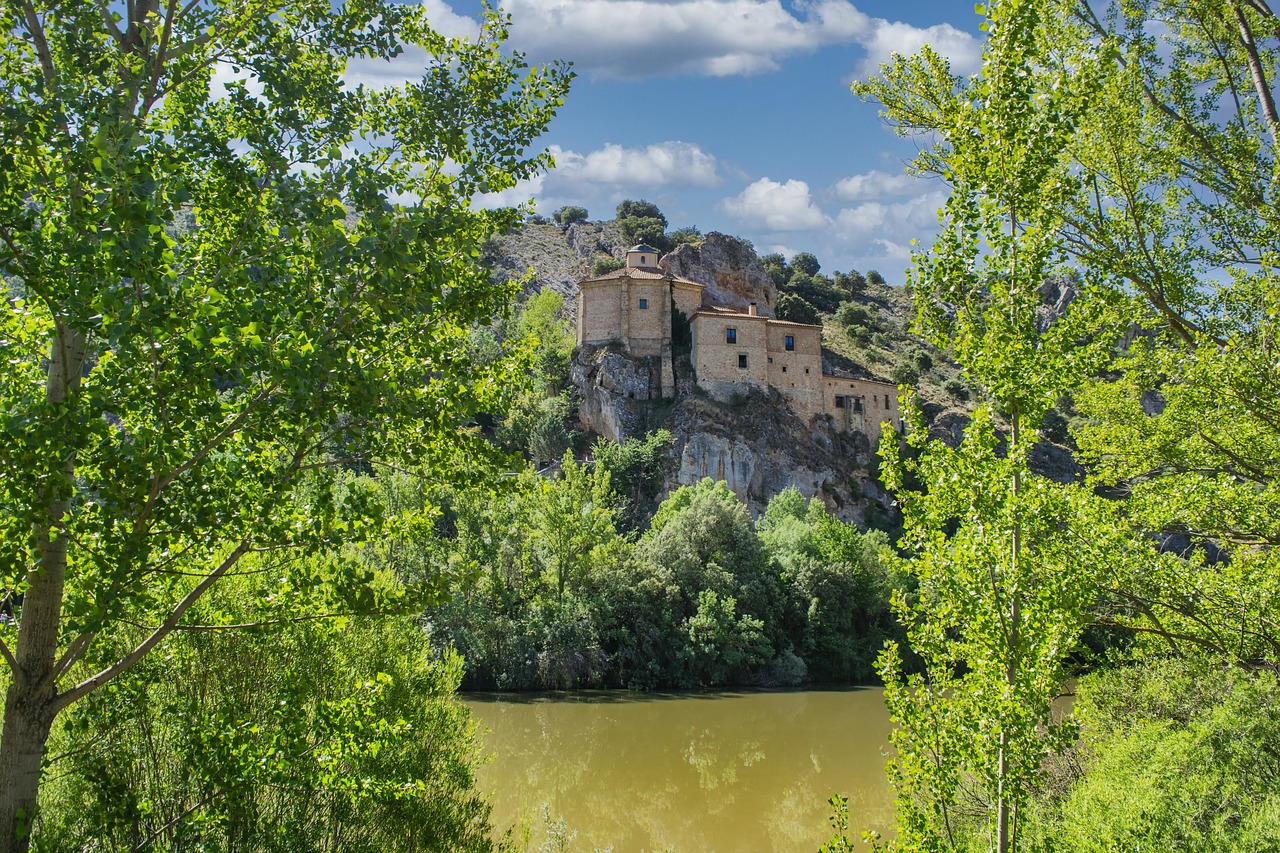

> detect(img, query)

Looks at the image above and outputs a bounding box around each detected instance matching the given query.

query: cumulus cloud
[833,188,947,240]
[294,1,984,90]
[832,169,919,201]
[475,140,720,209]
[381,0,982,81]
[854,20,982,77]
[555,141,720,188]
[718,178,831,232]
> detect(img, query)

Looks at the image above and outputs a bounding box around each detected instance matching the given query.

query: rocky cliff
[659,232,777,316]
[486,220,625,308]
[490,218,1079,526]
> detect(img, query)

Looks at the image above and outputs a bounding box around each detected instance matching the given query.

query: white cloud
[403,0,979,81]
[833,188,946,240]
[316,1,984,86]
[475,140,720,209]
[718,178,831,231]
[854,21,982,78]
[832,168,919,201]
[421,0,484,39]
[500,0,858,78]
[556,142,720,188]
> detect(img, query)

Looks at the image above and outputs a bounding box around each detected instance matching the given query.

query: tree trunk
[0,687,56,851]
[0,323,85,852]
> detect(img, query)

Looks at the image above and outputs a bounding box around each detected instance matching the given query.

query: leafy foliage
[776,293,822,326]
[0,1,570,843]
[37,570,493,852]
[427,479,904,691]
[551,206,589,228]
[855,0,1280,847]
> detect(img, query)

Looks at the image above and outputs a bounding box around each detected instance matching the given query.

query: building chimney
[748,302,758,316]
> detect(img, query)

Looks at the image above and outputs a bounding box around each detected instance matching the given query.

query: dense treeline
[426,466,907,691]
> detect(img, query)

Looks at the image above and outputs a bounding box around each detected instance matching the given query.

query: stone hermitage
[577,244,902,444]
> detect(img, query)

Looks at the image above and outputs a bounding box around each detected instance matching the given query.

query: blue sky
[384,1,986,281]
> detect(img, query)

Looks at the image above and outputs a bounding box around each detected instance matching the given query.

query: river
[464,688,893,852]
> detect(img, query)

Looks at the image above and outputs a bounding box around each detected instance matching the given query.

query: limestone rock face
[674,432,843,518]
[660,389,879,522]
[571,346,660,444]
[486,221,623,309]
[1035,274,1079,331]
[660,233,777,317]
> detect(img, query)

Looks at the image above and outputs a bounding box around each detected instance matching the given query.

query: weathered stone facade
[576,245,902,444]
[576,244,703,398]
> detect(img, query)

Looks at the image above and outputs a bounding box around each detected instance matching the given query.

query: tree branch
[0,636,23,687]
[52,539,252,713]
[1232,0,1280,145]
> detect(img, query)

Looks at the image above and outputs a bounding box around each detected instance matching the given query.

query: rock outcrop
[486,221,624,307]
[663,390,878,521]
[571,345,662,443]
[659,233,777,316]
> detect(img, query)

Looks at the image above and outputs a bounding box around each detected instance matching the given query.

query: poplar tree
[858,0,1280,848]
[0,2,570,847]
[858,1,1120,849]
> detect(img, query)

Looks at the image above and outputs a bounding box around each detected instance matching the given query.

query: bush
[1021,659,1280,853]
[616,200,672,252]
[552,205,588,227]
[1039,407,1072,445]
[944,378,970,402]
[890,361,919,386]
[591,256,624,276]
[776,293,822,325]
[669,226,702,245]
[790,251,821,276]
[41,572,496,853]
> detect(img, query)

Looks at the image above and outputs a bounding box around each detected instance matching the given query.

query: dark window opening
[805,368,810,374]
[782,366,787,373]
[767,357,773,363]
[854,397,863,412]
[885,394,890,407]
[638,298,648,310]
[835,396,846,408]
[738,354,748,369]
[785,335,795,351]
[726,327,737,344]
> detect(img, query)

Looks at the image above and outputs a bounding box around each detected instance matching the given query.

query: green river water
[464,688,893,852]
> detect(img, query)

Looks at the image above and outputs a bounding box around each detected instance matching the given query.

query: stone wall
[821,376,901,444]
[691,312,769,397]
[578,278,669,356]
[765,322,824,419]
[672,280,703,318]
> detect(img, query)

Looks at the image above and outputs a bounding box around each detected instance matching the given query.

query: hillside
[486,217,1080,524]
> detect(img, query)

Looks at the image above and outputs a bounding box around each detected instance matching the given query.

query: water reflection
[465,688,893,852]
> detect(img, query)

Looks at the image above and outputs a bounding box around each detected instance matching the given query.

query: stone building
[577,245,901,443]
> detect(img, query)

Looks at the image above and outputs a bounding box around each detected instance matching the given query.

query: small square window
[738,354,748,369]
[767,357,773,363]
[726,327,737,344]
[782,365,787,373]
[638,298,648,310]
[785,335,794,351]
[835,396,846,409]
[805,368,810,374]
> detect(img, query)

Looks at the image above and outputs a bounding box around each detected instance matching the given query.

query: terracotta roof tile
[580,267,703,286]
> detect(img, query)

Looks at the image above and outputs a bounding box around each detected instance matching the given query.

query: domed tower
[626,244,660,268]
